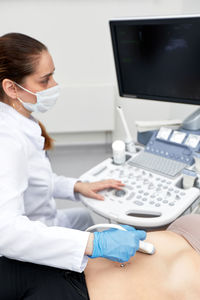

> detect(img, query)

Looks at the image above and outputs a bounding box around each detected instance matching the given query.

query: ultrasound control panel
[79,128,200,229]
[79,153,200,229]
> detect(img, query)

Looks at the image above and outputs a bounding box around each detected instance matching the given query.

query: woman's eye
[41,78,49,84]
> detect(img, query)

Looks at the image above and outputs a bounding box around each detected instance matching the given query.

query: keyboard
[128,151,187,178]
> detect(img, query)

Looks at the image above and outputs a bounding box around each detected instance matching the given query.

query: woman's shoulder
[0,118,29,156]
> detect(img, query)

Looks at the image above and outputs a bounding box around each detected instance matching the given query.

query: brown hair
[0,32,54,150]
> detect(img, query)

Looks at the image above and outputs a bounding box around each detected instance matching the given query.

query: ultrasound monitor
[109,15,200,106]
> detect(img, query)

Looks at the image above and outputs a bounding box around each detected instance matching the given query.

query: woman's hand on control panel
[74,180,125,200]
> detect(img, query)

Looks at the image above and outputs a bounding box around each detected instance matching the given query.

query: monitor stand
[182,108,200,131]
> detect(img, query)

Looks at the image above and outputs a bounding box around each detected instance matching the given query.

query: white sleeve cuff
[52,173,80,201]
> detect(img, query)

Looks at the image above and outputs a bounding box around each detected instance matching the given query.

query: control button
[183,148,191,155]
[138,190,143,194]
[165,152,169,156]
[169,188,174,192]
[157,197,162,201]
[136,195,142,199]
[163,200,168,204]
[161,179,166,183]
[163,186,168,189]
[176,195,181,200]
[144,192,149,196]
[136,185,142,189]
[158,184,163,188]
[160,150,164,154]
[149,201,155,205]
[133,200,144,206]
[114,190,126,197]
[166,192,171,197]
[148,184,154,190]
[119,175,125,178]
[142,197,147,202]
[156,188,161,192]
[169,202,175,206]
[125,185,133,190]
[180,192,186,196]
[143,179,149,185]
[156,177,160,181]
[155,203,160,207]
[128,192,135,199]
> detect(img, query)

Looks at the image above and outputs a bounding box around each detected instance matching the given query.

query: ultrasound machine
[80,15,200,230]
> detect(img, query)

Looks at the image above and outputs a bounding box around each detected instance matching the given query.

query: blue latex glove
[89,225,146,263]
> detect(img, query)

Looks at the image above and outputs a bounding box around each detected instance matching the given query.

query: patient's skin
[84,230,200,300]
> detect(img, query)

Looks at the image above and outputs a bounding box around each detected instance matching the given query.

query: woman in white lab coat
[0,32,146,299]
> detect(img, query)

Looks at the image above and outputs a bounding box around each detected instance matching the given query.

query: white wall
[0,0,199,144]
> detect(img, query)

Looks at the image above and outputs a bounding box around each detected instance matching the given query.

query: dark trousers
[0,257,89,300]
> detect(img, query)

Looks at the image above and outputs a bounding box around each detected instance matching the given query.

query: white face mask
[14,82,60,113]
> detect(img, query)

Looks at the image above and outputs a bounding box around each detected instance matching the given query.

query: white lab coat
[0,101,90,272]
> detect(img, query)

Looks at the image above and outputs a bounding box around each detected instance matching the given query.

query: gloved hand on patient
[89,225,146,262]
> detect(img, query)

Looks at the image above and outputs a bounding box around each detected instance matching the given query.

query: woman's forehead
[34,51,55,77]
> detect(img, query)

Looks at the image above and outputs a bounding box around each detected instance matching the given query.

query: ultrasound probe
[86,223,155,255]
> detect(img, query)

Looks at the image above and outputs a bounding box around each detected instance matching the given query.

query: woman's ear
[2,79,18,99]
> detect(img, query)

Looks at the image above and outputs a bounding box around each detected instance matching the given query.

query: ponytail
[38,121,54,150]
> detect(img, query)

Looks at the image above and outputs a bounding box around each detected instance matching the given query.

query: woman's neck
[2,98,31,119]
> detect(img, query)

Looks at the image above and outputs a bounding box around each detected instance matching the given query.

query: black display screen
[110,17,200,105]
